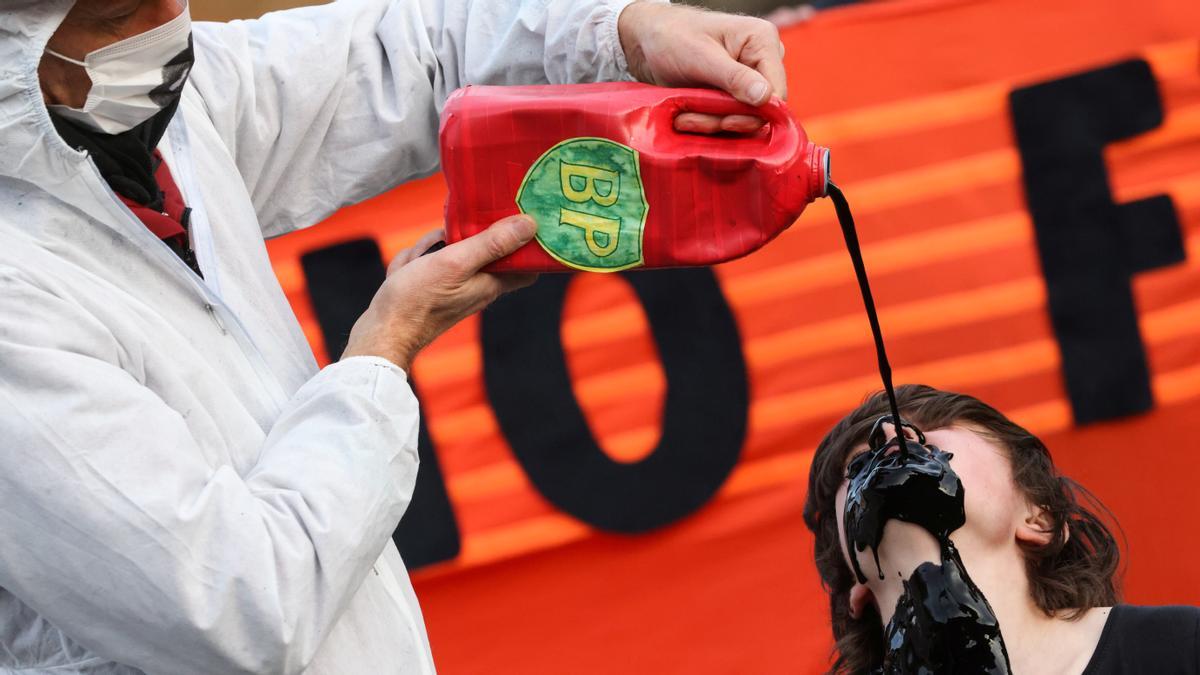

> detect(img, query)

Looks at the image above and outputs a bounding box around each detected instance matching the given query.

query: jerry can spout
[810,144,832,199]
[776,143,830,220]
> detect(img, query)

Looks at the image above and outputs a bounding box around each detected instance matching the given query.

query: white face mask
[46,3,193,135]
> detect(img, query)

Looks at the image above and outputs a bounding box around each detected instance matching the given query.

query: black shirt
[1083,605,1200,674]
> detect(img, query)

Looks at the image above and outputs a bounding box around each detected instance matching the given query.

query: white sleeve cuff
[605,0,672,81]
[311,355,412,407]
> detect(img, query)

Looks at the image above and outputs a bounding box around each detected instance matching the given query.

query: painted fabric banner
[265,0,1200,671]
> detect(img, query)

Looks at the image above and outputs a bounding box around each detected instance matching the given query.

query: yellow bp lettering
[559,208,620,257]
[560,162,619,207]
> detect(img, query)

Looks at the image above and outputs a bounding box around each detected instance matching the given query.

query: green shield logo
[516,137,648,272]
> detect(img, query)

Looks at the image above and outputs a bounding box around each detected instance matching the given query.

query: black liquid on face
[843,420,1011,674]
[843,432,964,584]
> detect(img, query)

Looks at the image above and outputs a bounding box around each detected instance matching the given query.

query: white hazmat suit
[0,0,636,672]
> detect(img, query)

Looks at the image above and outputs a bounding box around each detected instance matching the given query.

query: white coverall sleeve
[0,271,419,674]
[188,0,639,237]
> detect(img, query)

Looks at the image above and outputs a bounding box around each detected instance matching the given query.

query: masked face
[45,1,193,135]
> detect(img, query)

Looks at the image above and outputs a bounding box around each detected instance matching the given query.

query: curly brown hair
[802,385,1122,674]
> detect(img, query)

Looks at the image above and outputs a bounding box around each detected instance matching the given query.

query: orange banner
[266,0,1200,671]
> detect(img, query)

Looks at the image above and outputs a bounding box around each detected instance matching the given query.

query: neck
[951,542,1105,675]
[868,537,1106,674]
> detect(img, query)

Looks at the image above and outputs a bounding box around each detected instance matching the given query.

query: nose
[867,414,926,454]
[878,422,907,444]
[876,421,920,457]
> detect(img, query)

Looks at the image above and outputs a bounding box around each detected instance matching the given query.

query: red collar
[118,149,188,245]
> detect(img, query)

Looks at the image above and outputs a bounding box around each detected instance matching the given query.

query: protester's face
[833,424,1032,578]
[39,0,186,107]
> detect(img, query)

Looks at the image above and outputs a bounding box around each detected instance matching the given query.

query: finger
[499,272,539,293]
[719,114,766,133]
[443,215,538,274]
[729,24,787,102]
[744,31,788,100]
[468,272,539,301]
[673,112,765,134]
[753,52,788,102]
[413,228,447,255]
[388,228,446,274]
[673,112,722,134]
[697,42,773,107]
[450,272,535,320]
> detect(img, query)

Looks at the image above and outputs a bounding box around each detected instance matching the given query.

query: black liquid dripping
[829,184,907,457]
[830,183,1011,674]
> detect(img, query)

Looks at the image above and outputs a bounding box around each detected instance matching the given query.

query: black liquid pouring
[828,183,908,457]
[828,183,1012,674]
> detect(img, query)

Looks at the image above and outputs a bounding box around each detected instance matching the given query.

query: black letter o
[482,269,749,533]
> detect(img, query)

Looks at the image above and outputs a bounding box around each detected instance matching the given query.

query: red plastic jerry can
[440,82,829,273]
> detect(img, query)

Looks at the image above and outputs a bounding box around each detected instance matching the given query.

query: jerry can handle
[656,88,796,137]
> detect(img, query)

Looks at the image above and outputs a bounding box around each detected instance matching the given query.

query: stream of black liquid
[828,183,1012,674]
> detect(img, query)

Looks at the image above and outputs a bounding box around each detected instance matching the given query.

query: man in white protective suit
[0,0,789,672]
